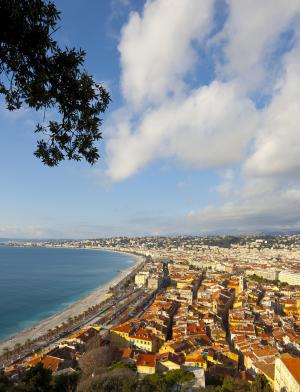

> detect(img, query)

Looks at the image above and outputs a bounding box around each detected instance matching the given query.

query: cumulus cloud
[104,0,300,232]
[119,0,214,107]
[107,81,258,180]
[190,41,300,233]
[245,42,300,179]
[106,0,300,181]
[219,0,300,90]
[215,169,237,198]
[186,187,300,233]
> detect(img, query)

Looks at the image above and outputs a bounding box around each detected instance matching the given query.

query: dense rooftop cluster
[1,235,300,391]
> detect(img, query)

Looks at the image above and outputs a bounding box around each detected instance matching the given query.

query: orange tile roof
[252,346,278,358]
[41,356,63,372]
[130,328,153,341]
[66,328,88,340]
[157,352,184,365]
[111,324,132,333]
[27,357,41,367]
[187,323,206,335]
[137,354,156,367]
[281,357,300,385]
[255,362,275,381]
[28,356,62,372]
[185,352,205,363]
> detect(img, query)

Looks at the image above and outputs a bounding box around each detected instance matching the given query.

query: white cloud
[103,0,300,232]
[107,0,300,183]
[126,180,300,235]
[216,169,237,198]
[186,186,300,233]
[119,0,214,107]
[107,81,258,181]
[245,42,300,179]
[219,0,300,91]
[187,39,300,233]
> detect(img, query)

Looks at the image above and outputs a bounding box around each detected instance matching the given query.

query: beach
[0,249,144,355]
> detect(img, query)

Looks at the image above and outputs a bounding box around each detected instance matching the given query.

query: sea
[0,246,134,342]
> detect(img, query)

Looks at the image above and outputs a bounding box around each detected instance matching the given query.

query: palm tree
[14,342,22,355]
[25,338,33,350]
[3,347,10,361]
[68,316,73,327]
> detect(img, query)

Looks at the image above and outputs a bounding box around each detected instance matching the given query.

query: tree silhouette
[250,374,272,392]
[22,363,53,391]
[0,0,110,166]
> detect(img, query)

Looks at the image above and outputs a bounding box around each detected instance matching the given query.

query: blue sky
[1,0,300,239]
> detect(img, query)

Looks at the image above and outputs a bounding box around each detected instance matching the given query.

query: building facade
[274,357,300,392]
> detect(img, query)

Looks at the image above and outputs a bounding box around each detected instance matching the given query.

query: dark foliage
[140,369,194,392]
[198,374,272,392]
[109,361,137,372]
[139,373,169,392]
[0,371,13,392]
[77,368,137,392]
[53,371,80,392]
[0,0,110,166]
[79,346,121,379]
[84,334,106,352]
[165,368,194,386]
[17,363,53,391]
[250,374,272,392]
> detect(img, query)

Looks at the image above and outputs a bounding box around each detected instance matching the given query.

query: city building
[274,356,300,392]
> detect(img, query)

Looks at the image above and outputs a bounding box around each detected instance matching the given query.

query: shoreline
[0,248,144,355]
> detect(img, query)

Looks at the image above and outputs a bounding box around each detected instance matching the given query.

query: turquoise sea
[0,246,134,341]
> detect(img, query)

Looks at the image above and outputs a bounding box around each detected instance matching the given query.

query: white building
[274,356,300,392]
[147,275,163,290]
[135,271,149,287]
[278,270,300,286]
[247,268,279,281]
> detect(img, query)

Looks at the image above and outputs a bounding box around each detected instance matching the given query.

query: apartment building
[274,356,300,392]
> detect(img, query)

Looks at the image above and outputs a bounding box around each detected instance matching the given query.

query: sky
[1,0,300,239]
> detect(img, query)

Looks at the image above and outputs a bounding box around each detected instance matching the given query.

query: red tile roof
[137,354,156,368]
[281,357,300,385]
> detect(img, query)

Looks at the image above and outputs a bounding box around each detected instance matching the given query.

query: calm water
[0,246,134,341]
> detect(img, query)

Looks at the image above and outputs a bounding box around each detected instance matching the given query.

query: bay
[0,246,134,341]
